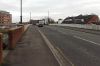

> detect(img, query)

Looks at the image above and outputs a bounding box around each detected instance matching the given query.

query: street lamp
[29,12,31,23]
[20,0,22,24]
[30,12,31,20]
[48,10,49,23]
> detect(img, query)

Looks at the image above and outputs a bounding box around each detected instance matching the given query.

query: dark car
[38,24,43,27]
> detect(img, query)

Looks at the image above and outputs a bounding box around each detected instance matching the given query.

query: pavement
[57,26,100,35]
[40,25,100,66]
[3,25,59,66]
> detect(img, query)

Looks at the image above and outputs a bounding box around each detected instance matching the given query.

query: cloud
[0,0,100,22]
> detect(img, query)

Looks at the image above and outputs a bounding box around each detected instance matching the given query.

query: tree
[48,18,55,24]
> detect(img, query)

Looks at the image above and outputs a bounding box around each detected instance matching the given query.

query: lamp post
[48,10,49,24]
[20,0,22,24]
[30,12,31,20]
[29,12,31,23]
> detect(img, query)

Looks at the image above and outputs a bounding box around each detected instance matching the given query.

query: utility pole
[20,0,22,24]
[48,10,49,24]
[30,12,31,20]
[30,12,31,23]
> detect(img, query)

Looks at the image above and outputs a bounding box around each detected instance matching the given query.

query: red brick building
[62,14,100,24]
[0,11,12,24]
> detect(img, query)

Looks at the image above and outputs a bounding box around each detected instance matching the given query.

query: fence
[52,24,100,30]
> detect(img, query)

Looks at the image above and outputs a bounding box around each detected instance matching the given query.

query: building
[30,19,40,25]
[62,14,100,24]
[0,10,12,24]
[30,19,46,25]
[58,19,63,24]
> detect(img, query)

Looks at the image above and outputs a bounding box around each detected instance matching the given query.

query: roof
[0,10,10,14]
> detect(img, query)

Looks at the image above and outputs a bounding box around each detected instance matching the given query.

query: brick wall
[0,33,3,64]
[8,26,24,50]
[0,24,30,64]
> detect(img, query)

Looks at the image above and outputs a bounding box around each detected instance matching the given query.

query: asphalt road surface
[39,25,100,66]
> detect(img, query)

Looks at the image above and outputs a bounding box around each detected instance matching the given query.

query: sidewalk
[3,25,59,66]
[58,26,100,35]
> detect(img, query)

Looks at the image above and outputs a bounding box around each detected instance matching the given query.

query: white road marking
[74,36,100,46]
[37,27,74,66]
[56,47,75,66]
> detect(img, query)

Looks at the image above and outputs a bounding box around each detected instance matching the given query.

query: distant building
[0,10,12,24]
[62,14,100,24]
[30,19,40,25]
[30,19,48,25]
[58,19,63,24]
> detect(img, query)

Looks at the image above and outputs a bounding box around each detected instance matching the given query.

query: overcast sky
[0,0,100,22]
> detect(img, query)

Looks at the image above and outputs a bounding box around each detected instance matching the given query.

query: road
[39,25,100,66]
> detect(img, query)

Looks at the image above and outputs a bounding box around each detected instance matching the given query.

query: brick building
[62,14,100,24]
[0,10,12,24]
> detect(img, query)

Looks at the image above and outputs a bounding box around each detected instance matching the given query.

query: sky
[0,0,100,23]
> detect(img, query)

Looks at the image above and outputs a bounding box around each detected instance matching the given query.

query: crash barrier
[8,25,24,50]
[0,33,3,64]
[51,24,100,30]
